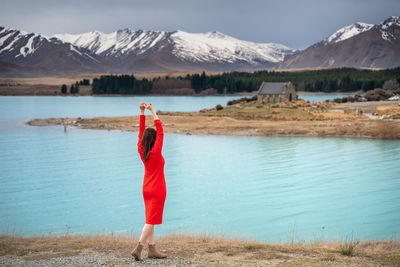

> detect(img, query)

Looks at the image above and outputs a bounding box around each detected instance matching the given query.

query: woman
[131,102,167,261]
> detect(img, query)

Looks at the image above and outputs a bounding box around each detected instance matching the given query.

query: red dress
[137,115,166,225]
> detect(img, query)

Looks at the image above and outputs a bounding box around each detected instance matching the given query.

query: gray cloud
[2,0,399,49]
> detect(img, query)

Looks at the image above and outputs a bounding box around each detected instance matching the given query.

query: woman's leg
[148,225,155,245]
[147,225,167,258]
[139,224,154,244]
[132,223,153,260]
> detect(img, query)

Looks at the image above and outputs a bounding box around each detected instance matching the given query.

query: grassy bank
[1,234,399,266]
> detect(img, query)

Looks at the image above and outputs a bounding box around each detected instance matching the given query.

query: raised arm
[138,102,146,154]
[147,103,163,153]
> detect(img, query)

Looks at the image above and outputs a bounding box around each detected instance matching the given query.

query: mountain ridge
[0,16,399,77]
[280,16,400,69]
[53,29,294,65]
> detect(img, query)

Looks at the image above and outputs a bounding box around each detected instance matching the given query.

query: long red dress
[137,115,166,225]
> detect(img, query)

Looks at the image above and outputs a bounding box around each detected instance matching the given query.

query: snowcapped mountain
[0,26,102,76]
[1,16,399,77]
[0,28,45,58]
[170,30,293,64]
[53,29,170,57]
[378,16,400,41]
[1,26,295,76]
[53,29,294,65]
[280,16,400,69]
[316,22,373,47]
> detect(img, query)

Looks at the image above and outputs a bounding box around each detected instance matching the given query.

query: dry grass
[27,99,400,140]
[1,234,399,266]
[339,234,360,256]
[376,105,400,119]
[375,120,400,139]
[27,114,400,140]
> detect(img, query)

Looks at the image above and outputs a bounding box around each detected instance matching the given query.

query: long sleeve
[138,115,145,154]
[152,119,164,153]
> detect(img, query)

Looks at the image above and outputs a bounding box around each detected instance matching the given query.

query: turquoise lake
[0,94,399,243]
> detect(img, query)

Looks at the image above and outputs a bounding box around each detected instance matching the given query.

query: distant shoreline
[0,75,360,96]
[0,87,358,97]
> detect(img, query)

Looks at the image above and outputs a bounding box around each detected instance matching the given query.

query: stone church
[257,82,297,103]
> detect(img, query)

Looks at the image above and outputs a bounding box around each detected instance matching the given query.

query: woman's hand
[146,103,159,120]
[146,103,153,111]
[139,102,146,111]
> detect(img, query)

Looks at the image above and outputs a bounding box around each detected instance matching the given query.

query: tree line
[89,68,400,95]
[92,75,152,94]
[61,82,80,94]
[60,79,89,94]
[187,68,400,93]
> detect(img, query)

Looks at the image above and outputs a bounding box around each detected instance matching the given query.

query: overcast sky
[1,0,399,49]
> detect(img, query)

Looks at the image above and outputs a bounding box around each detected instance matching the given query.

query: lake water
[0,95,399,243]
[0,93,352,120]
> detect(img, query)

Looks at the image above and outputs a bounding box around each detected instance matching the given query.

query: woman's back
[138,114,166,199]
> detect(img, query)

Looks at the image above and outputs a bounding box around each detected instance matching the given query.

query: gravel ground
[0,248,395,267]
[0,249,206,267]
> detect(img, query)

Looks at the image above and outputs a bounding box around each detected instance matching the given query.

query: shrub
[215,104,224,111]
[365,88,391,101]
[383,79,399,90]
[339,235,359,256]
[227,95,257,105]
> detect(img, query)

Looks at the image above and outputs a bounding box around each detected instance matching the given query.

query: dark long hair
[142,128,156,162]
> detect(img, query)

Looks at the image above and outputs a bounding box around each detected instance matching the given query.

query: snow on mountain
[53,29,169,56]
[0,26,105,76]
[0,26,94,59]
[0,27,46,57]
[280,16,400,69]
[54,29,169,56]
[3,15,398,76]
[378,16,400,41]
[170,30,294,63]
[54,29,295,64]
[320,22,373,46]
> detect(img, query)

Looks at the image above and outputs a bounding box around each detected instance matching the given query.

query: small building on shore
[257,82,297,103]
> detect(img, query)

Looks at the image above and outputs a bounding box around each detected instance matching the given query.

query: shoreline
[297,91,359,95]
[26,113,400,140]
[0,89,257,96]
[25,99,400,140]
[0,90,358,96]
[1,234,399,266]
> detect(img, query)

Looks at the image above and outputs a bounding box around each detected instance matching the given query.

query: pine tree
[75,82,80,94]
[61,84,67,94]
